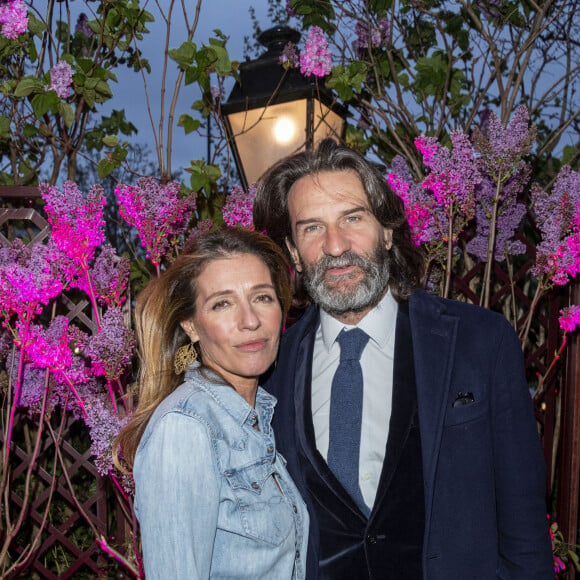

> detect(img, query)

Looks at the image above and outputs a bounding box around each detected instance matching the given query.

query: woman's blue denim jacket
[134,365,309,579]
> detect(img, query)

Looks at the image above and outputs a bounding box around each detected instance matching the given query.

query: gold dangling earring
[174,342,198,374]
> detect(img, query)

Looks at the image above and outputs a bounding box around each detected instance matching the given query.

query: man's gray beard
[301,245,390,315]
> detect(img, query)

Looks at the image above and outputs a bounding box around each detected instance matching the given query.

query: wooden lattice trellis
[0,186,578,578]
[0,187,132,579]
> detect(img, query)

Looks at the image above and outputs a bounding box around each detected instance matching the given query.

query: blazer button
[367,534,377,544]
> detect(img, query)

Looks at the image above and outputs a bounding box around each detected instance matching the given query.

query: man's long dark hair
[253,139,425,301]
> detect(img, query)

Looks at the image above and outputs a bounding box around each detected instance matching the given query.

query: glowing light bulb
[273,117,295,144]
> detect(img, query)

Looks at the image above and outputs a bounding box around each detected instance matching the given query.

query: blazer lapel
[293,308,367,519]
[372,299,417,513]
[408,290,459,518]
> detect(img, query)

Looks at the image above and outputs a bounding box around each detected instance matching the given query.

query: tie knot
[337,328,369,362]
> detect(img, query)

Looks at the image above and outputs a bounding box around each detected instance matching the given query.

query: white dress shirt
[311,290,398,509]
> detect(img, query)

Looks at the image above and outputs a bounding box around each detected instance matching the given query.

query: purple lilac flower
[472,105,536,183]
[279,41,298,70]
[115,177,196,267]
[300,26,332,78]
[222,183,256,228]
[210,85,221,103]
[7,348,48,412]
[559,305,580,333]
[0,0,27,40]
[75,13,92,37]
[286,0,296,17]
[82,383,128,476]
[78,307,134,381]
[0,240,63,320]
[76,244,129,307]
[48,61,73,99]
[532,166,580,285]
[353,18,390,57]
[466,175,527,262]
[41,181,106,273]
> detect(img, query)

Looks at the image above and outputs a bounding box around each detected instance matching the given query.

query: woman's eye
[212,300,229,310]
[256,294,275,303]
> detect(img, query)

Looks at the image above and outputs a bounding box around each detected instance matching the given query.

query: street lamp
[221,26,347,190]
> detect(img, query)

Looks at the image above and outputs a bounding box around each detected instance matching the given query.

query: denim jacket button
[251,481,259,489]
[267,445,274,453]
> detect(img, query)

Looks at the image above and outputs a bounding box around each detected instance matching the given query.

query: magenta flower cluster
[389,107,539,264]
[300,26,332,78]
[1,181,135,478]
[222,184,257,228]
[48,60,74,99]
[115,177,196,267]
[532,166,580,285]
[0,0,28,40]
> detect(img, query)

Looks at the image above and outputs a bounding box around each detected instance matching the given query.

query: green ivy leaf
[31,92,60,118]
[59,102,75,128]
[14,78,44,98]
[178,114,202,134]
[102,135,119,147]
[97,158,116,179]
[169,41,197,69]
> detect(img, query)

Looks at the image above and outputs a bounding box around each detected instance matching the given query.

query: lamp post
[221,26,347,190]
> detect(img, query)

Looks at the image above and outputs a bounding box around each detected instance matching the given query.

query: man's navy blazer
[264,289,554,579]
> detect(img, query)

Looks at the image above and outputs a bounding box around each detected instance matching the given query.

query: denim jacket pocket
[224,459,294,546]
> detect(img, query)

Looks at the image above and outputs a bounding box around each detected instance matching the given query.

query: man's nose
[323,226,351,256]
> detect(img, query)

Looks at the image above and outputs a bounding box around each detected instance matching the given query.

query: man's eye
[303,224,320,233]
[346,215,361,223]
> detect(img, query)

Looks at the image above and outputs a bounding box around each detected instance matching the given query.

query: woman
[115,228,308,579]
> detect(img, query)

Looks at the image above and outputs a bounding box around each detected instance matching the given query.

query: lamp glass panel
[227,100,307,185]
[313,103,344,146]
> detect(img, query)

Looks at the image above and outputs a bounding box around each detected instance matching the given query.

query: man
[253,139,553,579]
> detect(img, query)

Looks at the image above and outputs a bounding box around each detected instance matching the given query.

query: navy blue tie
[327,328,370,515]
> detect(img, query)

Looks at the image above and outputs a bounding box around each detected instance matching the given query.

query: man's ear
[285,236,303,273]
[180,320,199,343]
[384,228,393,250]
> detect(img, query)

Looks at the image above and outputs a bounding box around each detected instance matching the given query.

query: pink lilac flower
[388,156,437,245]
[472,105,536,183]
[559,305,580,333]
[18,317,74,372]
[300,26,332,78]
[48,61,73,99]
[532,166,580,285]
[41,181,106,274]
[115,177,196,267]
[78,307,134,381]
[0,0,27,40]
[222,183,256,228]
[183,219,214,253]
[0,240,63,320]
[279,41,298,70]
[76,244,130,307]
[210,85,221,103]
[415,131,481,242]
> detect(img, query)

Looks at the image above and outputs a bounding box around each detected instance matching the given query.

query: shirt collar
[319,289,398,351]
[184,363,276,426]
